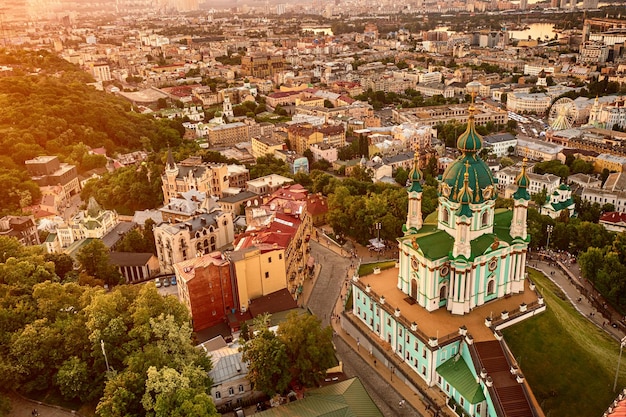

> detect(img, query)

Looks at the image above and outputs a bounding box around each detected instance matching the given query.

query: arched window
[481,211,489,227]
[442,207,450,224]
[439,285,447,300]
[215,391,221,399]
[487,280,495,295]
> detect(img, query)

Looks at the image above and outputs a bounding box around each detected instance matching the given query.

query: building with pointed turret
[161,153,235,204]
[44,197,120,253]
[348,96,542,417]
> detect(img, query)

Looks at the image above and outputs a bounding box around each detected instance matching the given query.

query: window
[228,387,234,396]
[422,348,427,359]
[406,334,410,343]
[398,345,402,353]
[442,207,450,224]
[437,375,442,385]
[387,318,391,326]
[476,404,481,414]
[398,328,402,337]
[265,272,269,279]
[215,391,221,399]
[481,211,489,227]
[238,385,244,393]
[406,351,410,360]
[422,366,426,376]
[446,383,450,392]
[370,318,373,326]
[460,397,465,407]
[279,253,283,260]
[487,279,495,295]
[268,257,272,263]
[357,307,361,315]
[357,293,360,300]
[376,324,380,332]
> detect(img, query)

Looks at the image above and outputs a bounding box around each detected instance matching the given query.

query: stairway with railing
[474,340,536,417]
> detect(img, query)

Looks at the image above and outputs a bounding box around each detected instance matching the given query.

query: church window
[357,307,361,315]
[460,397,465,407]
[398,345,402,354]
[387,318,391,326]
[398,328,402,337]
[477,404,481,413]
[487,280,495,295]
[370,318,373,326]
[422,348,427,359]
[376,324,380,332]
[437,375,442,385]
[442,207,450,224]
[422,366,427,376]
[481,211,489,227]
[439,285,447,300]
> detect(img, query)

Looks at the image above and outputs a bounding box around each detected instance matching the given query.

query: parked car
[170,276,177,286]
[163,277,170,287]
[155,278,162,288]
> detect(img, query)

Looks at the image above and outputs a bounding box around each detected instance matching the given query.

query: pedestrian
[374,359,377,367]
[399,400,403,408]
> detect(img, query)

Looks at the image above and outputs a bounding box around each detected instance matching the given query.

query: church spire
[511,158,531,240]
[408,141,423,193]
[166,147,177,172]
[404,141,424,234]
[456,82,483,154]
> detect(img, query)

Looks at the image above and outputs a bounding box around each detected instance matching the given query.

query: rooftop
[358,268,538,343]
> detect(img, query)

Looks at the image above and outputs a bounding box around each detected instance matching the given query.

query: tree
[76,240,123,286]
[394,167,409,186]
[323,99,334,108]
[142,366,218,417]
[241,323,290,396]
[579,247,605,283]
[277,312,336,387]
[55,357,91,401]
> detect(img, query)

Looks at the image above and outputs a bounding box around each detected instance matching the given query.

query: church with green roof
[398,103,531,315]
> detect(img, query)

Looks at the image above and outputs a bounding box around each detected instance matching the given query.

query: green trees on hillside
[0,236,217,416]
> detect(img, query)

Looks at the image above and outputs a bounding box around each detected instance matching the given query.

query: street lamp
[546,224,554,251]
[375,222,382,260]
[614,336,626,392]
[101,339,110,373]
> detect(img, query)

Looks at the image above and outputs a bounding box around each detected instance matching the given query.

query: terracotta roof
[600,212,626,224]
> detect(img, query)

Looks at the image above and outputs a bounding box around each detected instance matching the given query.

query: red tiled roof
[268,91,301,99]
[600,212,626,224]
[306,195,328,216]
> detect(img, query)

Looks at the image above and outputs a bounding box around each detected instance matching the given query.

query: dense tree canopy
[0,236,217,416]
[241,312,335,396]
[0,50,186,216]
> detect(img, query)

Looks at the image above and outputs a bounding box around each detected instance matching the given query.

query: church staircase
[473,340,539,417]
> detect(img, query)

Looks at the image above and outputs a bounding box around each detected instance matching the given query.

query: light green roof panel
[256,378,382,417]
[409,229,454,261]
[437,356,486,404]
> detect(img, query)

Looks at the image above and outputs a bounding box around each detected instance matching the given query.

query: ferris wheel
[548,97,578,131]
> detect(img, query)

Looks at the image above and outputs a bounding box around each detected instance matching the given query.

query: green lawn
[503,269,624,417]
[358,261,397,277]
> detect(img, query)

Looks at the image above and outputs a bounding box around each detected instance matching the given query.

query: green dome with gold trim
[456,109,483,153]
[440,153,496,204]
[440,104,496,205]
